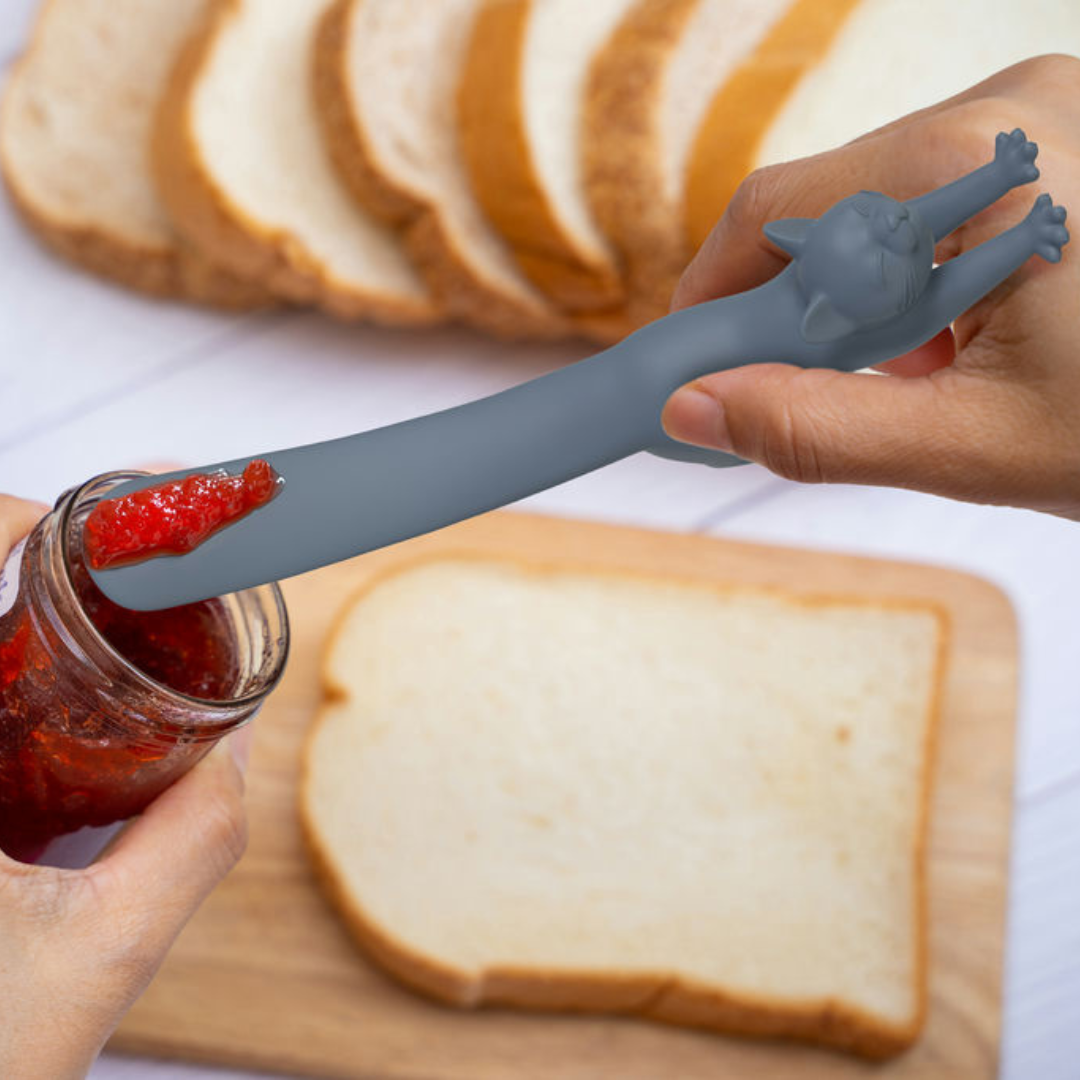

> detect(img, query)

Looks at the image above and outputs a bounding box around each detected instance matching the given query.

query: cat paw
[1025,193,1069,262]
[995,128,1040,187]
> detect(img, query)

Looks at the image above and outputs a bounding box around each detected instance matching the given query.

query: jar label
[0,537,26,620]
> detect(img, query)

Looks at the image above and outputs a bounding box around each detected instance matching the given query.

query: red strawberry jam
[72,557,240,701]
[84,459,280,570]
[0,555,241,863]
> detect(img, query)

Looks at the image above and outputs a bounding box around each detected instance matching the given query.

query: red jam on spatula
[84,459,280,570]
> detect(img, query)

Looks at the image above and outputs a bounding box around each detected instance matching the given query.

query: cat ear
[801,293,858,343]
[763,218,813,257]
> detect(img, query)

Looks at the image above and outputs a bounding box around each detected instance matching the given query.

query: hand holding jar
[0,489,278,1078]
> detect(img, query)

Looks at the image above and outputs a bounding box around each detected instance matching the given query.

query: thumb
[85,726,252,955]
[661,359,1019,503]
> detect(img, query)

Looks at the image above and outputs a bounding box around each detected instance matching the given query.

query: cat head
[764,192,935,344]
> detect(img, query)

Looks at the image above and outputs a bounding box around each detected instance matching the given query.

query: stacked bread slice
[153,0,440,325]
[0,0,268,308]
[585,0,857,324]
[5,0,1078,338]
[312,0,566,338]
[458,0,638,315]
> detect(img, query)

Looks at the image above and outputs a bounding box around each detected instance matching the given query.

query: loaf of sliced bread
[684,0,1080,251]
[152,0,439,324]
[457,0,635,314]
[313,0,569,340]
[0,0,267,308]
[301,555,946,1058]
[584,0,835,323]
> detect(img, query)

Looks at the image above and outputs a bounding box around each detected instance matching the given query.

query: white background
[2,3,1078,1077]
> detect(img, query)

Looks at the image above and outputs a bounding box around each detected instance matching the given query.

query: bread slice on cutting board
[152,0,439,324]
[683,0,1080,252]
[0,0,267,308]
[313,0,571,340]
[301,555,947,1058]
[457,0,636,315]
[584,0,851,324]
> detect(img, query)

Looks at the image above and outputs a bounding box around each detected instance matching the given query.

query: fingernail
[671,386,733,452]
[228,725,253,774]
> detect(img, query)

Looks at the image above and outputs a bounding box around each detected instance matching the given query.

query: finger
[873,328,956,377]
[660,362,1025,503]
[0,495,49,560]
[84,727,252,956]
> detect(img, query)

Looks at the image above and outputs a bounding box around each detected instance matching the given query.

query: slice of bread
[0,0,268,308]
[457,0,635,314]
[152,0,439,324]
[584,0,817,323]
[313,0,569,340]
[302,555,947,1058]
[684,0,1080,252]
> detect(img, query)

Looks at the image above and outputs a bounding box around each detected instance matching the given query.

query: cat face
[855,191,920,255]
[763,192,935,343]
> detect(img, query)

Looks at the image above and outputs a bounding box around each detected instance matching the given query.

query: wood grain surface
[108,511,1016,1079]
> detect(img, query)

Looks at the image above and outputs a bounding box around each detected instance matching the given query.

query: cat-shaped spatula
[92,129,1067,611]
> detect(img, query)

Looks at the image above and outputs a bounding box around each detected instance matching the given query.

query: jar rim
[55,470,290,721]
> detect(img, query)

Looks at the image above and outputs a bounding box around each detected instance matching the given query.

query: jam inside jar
[0,472,289,868]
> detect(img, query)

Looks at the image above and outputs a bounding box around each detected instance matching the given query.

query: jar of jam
[0,471,289,868]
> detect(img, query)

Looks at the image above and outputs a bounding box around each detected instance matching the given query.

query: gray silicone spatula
[90,130,1067,612]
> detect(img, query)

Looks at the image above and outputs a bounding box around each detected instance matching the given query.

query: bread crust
[152,0,440,325]
[457,0,626,314]
[0,0,271,310]
[312,0,422,229]
[313,0,573,341]
[583,0,701,325]
[300,548,949,1060]
[683,0,861,252]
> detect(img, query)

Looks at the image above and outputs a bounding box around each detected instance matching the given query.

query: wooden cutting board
[109,512,1017,1079]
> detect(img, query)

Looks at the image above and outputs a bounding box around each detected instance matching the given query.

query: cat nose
[886,207,909,230]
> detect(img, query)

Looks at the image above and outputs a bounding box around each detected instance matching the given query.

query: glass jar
[0,471,289,868]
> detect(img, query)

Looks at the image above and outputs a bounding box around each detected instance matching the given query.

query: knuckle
[756,379,828,484]
[727,165,784,237]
